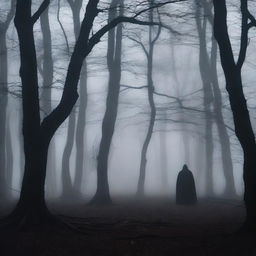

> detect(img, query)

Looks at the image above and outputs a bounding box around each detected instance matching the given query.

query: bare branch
[155,118,199,125]
[152,9,162,45]
[134,0,187,18]
[154,91,181,104]
[31,0,50,24]
[237,0,249,69]
[87,16,160,56]
[126,35,149,57]
[120,84,148,92]
[247,10,256,29]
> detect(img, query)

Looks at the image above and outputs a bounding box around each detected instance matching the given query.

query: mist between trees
[1,0,256,229]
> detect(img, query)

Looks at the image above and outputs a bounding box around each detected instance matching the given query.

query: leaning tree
[213,0,256,230]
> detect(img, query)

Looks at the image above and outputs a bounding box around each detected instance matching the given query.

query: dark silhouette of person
[176,164,197,205]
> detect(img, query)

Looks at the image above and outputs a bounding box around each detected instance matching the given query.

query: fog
[3,0,256,255]
[2,0,249,201]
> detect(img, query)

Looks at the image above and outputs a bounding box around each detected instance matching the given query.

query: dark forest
[0,0,256,255]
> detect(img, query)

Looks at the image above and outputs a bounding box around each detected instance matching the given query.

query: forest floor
[0,196,256,256]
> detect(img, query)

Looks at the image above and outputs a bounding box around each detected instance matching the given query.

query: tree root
[88,194,113,206]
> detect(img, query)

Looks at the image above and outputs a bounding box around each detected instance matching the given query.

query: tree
[200,0,236,198]
[159,110,169,193]
[69,0,88,197]
[0,0,16,201]
[210,36,236,197]
[213,0,256,229]
[196,4,214,196]
[60,0,80,198]
[91,0,124,204]
[11,0,166,226]
[61,0,88,199]
[40,3,57,197]
[137,0,161,196]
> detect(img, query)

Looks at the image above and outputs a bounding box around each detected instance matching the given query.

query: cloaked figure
[176,164,197,205]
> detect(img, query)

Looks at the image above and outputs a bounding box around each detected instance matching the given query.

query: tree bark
[137,1,160,196]
[40,6,57,198]
[12,1,49,223]
[71,0,88,196]
[200,0,236,198]
[91,0,123,204]
[18,106,24,188]
[12,0,157,225]
[5,116,13,196]
[0,28,8,201]
[213,0,256,229]
[73,62,87,194]
[12,0,83,223]
[210,38,236,197]
[0,0,16,200]
[61,0,86,198]
[61,112,76,197]
[137,48,156,196]
[159,111,168,193]
[196,8,214,196]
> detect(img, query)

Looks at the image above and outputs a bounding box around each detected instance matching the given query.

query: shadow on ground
[0,196,255,256]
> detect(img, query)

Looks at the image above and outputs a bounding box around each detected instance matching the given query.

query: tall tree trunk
[72,0,88,196]
[210,38,236,197]
[73,62,87,194]
[13,1,49,223]
[137,2,160,196]
[18,106,24,188]
[91,0,123,204]
[61,34,78,197]
[61,0,85,198]
[12,0,156,226]
[200,0,236,198]
[5,116,13,197]
[213,0,256,229]
[136,48,156,196]
[61,111,75,197]
[12,0,82,223]
[159,111,168,193]
[196,9,214,196]
[40,6,57,198]
[0,29,8,201]
[15,141,50,224]
[0,0,15,203]
[13,0,80,223]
